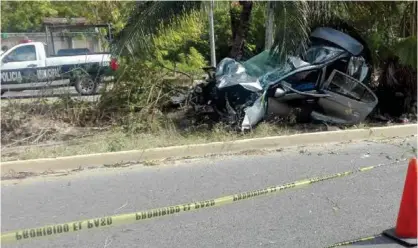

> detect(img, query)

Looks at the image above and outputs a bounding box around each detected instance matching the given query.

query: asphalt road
[1,137,416,248]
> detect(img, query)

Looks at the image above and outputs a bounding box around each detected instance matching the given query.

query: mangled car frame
[189,27,378,131]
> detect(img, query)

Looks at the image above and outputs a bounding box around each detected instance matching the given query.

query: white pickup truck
[0,41,118,95]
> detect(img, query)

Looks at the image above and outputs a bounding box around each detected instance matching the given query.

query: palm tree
[114,1,321,61]
[229,1,253,60]
[369,1,417,118]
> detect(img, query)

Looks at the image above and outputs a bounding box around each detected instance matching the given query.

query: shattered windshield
[242,50,281,78]
[215,46,348,91]
[241,46,346,87]
[242,50,294,87]
[242,46,345,76]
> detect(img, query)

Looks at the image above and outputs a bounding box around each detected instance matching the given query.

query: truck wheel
[75,76,98,95]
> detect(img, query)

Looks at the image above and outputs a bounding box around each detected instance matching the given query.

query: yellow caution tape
[1,159,406,244]
[324,234,381,247]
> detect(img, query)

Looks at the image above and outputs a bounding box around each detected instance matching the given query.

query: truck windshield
[3,45,36,62]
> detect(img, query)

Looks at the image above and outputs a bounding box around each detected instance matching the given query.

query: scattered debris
[1,170,37,180]
[103,160,140,168]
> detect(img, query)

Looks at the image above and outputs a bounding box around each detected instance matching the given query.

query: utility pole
[265,1,274,50]
[208,0,216,67]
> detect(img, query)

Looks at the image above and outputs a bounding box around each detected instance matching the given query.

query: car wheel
[75,76,98,95]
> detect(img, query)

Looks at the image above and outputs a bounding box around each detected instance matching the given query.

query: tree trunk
[230,2,240,42]
[411,1,417,36]
[264,1,275,50]
[229,1,253,61]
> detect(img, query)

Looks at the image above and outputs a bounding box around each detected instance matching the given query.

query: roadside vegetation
[1,1,416,161]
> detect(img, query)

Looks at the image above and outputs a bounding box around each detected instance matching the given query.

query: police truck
[0,41,118,96]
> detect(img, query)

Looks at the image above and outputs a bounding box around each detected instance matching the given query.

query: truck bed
[49,52,110,57]
[46,54,111,67]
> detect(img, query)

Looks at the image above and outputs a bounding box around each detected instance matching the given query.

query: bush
[91,4,269,133]
[150,11,208,76]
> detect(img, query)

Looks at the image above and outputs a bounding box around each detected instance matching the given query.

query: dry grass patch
[2,96,403,162]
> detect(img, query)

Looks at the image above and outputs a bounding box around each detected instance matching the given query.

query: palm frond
[308,1,349,24]
[270,1,310,60]
[112,1,204,59]
[270,1,349,61]
[393,36,417,68]
[400,1,417,37]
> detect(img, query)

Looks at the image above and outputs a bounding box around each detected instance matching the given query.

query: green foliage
[150,11,208,75]
[114,1,204,58]
[211,6,233,62]
[245,2,267,57]
[393,36,417,68]
[81,1,134,33]
[115,1,267,62]
[198,3,266,63]
[324,1,417,68]
[1,1,58,32]
[97,60,165,129]
[97,2,270,133]
[1,1,133,33]
[97,12,209,131]
[270,1,310,59]
[365,29,411,67]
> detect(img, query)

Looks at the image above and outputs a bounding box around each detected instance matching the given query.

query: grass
[1,122,306,162]
[1,90,333,162]
[2,92,411,162]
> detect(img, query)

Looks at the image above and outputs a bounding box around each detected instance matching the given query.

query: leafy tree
[114,1,205,58]
[114,1,344,61]
[150,11,208,75]
[74,1,135,33]
[1,1,134,33]
[1,1,58,32]
[208,2,266,62]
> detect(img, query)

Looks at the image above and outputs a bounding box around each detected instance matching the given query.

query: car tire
[74,75,99,95]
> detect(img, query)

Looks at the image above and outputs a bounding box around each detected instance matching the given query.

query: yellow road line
[1,159,406,244]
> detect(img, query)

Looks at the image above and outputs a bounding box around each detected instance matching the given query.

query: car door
[1,44,42,88]
[314,69,378,124]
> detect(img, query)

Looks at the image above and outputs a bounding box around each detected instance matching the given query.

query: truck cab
[1,41,117,95]
[1,42,48,82]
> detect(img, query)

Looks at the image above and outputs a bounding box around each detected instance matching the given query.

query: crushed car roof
[310,27,364,56]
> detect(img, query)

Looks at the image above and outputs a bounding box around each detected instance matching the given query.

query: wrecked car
[188,27,378,131]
